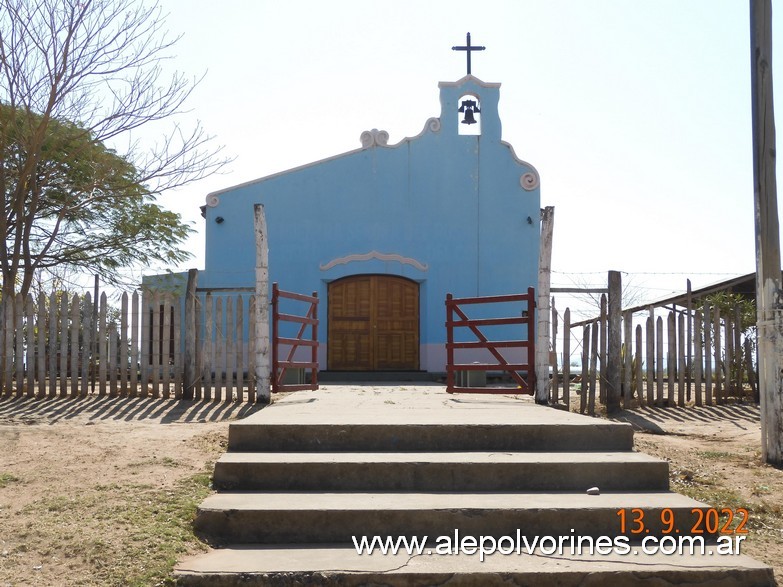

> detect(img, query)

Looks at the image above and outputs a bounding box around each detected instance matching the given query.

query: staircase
[175,387,775,586]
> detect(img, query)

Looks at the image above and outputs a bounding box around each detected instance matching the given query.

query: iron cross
[452,32,485,75]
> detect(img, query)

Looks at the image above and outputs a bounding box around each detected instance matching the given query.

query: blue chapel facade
[146,75,541,374]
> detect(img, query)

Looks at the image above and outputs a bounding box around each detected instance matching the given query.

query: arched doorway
[328,275,420,371]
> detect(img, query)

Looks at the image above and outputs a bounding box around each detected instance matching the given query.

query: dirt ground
[0,395,261,586]
[614,402,783,583]
[0,391,781,586]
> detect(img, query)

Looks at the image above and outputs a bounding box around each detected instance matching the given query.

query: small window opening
[458,96,481,136]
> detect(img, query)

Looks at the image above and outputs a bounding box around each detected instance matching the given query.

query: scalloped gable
[205,76,539,207]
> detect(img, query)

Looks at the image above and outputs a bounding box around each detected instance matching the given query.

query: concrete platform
[227,386,634,451]
[176,545,775,587]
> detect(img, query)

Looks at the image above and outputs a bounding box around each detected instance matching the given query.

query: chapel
[146,60,541,375]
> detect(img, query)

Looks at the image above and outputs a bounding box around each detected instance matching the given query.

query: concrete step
[175,544,775,587]
[227,422,634,452]
[213,451,669,492]
[225,392,634,452]
[195,491,713,545]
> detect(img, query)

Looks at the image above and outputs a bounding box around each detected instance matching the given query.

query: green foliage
[0,103,193,295]
[698,292,756,335]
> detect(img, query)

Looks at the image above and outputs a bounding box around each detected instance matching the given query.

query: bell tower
[441,33,500,139]
[438,76,501,141]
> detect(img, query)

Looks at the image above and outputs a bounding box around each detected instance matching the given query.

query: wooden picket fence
[0,289,266,403]
[549,295,756,414]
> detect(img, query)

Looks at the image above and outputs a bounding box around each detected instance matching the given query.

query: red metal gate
[445,288,536,394]
[271,283,319,393]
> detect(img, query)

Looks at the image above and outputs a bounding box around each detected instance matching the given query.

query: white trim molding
[320,251,429,272]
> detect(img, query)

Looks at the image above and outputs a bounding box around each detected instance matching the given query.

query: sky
[146,0,783,318]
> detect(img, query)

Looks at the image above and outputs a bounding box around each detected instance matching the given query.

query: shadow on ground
[613,402,761,435]
[0,394,263,424]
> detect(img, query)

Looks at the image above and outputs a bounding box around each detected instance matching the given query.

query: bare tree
[0,0,229,298]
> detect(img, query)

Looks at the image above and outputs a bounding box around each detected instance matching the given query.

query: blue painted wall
[146,76,540,372]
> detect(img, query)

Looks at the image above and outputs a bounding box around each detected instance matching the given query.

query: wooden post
[589,320,599,416]
[139,291,149,397]
[226,295,236,400]
[25,295,35,398]
[14,294,24,396]
[623,310,633,409]
[667,311,676,407]
[656,317,664,406]
[563,308,571,409]
[47,292,57,397]
[734,305,744,397]
[254,204,272,404]
[725,313,735,398]
[58,294,67,396]
[236,296,244,399]
[92,275,99,393]
[98,293,108,397]
[686,279,693,402]
[580,323,590,415]
[646,316,655,406]
[215,296,224,402]
[678,313,686,406]
[70,295,80,397]
[751,0,783,464]
[635,324,643,406]
[183,268,198,400]
[150,291,160,399]
[80,294,91,398]
[606,271,622,413]
[37,293,46,398]
[203,293,213,401]
[120,293,129,397]
[162,295,171,399]
[247,296,256,403]
[536,206,555,404]
[704,303,713,406]
[694,309,703,406]
[599,294,607,404]
[714,307,722,404]
[551,297,559,405]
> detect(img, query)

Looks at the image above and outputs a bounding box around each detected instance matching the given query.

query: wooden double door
[328,275,420,371]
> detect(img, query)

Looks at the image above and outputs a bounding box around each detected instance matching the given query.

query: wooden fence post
[589,320,599,416]
[623,310,632,409]
[678,313,686,406]
[183,268,198,400]
[536,206,555,405]
[667,311,676,407]
[551,297,559,404]
[25,295,35,398]
[81,293,91,398]
[646,316,654,406]
[120,293,129,396]
[606,270,622,413]
[656,316,664,406]
[714,306,722,404]
[635,324,643,406]
[694,309,703,407]
[599,294,607,404]
[254,204,271,404]
[70,294,80,397]
[580,323,590,415]
[751,0,783,465]
[704,303,713,406]
[563,308,571,409]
